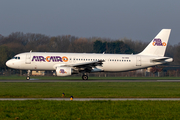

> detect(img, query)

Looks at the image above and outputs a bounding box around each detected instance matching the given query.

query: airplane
[6,29,173,80]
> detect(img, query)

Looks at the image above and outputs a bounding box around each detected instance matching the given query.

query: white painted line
[1,98,180,101]
[157,80,180,82]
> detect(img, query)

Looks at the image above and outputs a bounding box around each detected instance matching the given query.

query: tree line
[0,32,179,69]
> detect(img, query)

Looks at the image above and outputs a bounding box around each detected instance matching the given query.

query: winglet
[138,29,171,56]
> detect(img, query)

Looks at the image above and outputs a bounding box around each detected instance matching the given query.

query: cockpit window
[13,56,20,60]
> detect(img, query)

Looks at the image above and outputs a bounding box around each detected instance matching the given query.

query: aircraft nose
[6,60,11,67]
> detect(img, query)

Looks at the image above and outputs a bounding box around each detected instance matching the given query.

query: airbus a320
[6,29,173,80]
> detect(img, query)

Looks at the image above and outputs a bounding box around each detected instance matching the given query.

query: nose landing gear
[26,70,31,80]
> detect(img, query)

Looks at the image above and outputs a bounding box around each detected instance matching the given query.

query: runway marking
[157,80,180,82]
[1,98,180,101]
[29,78,39,80]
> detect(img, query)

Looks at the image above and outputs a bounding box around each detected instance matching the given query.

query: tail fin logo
[152,39,166,46]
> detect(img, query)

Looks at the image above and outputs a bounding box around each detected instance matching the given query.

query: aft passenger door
[136,56,141,66]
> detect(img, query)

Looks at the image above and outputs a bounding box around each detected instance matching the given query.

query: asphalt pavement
[1,79,180,82]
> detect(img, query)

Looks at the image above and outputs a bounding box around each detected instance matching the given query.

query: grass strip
[1,82,180,98]
[0,100,180,119]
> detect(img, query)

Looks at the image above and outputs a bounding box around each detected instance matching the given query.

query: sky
[0,0,180,45]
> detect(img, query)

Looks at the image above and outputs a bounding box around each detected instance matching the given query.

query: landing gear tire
[82,75,88,80]
[26,76,30,80]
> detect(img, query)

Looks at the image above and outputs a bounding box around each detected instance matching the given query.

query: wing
[71,60,104,67]
[65,60,104,73]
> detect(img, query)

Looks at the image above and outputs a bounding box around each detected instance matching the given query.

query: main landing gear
[26,70,31,80]
[82,74,88,80]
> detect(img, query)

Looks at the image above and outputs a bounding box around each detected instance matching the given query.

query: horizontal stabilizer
[151,57,173,63]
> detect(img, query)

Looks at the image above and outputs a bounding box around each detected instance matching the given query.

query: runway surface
[1,79,180,82]
[1,98,180,101]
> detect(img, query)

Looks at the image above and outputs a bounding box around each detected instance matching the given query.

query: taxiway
[0,79,180,82]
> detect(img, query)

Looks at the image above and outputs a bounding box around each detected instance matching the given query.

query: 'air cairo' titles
[152,39,166,46]
[32,56,68,62]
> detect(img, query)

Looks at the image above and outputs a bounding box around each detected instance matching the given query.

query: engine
[56,67,72,76]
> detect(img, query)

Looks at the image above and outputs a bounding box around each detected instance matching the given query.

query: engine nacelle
[56,67,72,76]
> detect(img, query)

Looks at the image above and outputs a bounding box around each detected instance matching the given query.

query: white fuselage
[6,52,170,72]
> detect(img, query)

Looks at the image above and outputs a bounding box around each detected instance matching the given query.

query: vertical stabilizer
[138,29,171,56]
